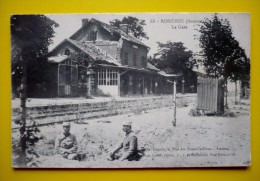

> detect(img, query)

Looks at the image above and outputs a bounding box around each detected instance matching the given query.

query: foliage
[11,15,59,97]
[149,41,198,89]
[130,103,147,115]
[13,119,42,167]
[188,107,203,117]
[196,13,250,82]
[222,110,237,117]
[110,16,148,40]
[11,15,58,166]
[152,41,196,72]
[225,48,250,82]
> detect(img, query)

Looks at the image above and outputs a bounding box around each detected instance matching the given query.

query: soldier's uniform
[114,131,139,161]
[109,122,142,161]
[55,126,78,160]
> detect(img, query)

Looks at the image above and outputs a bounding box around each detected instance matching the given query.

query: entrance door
[58,64,78,97]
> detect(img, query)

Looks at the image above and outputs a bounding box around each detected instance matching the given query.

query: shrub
[189,108,203,117]
[223,110,237,117]
[130,103,147,115]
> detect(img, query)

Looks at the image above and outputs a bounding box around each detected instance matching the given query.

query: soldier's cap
[63,122,71,127]
[123,121,132,126]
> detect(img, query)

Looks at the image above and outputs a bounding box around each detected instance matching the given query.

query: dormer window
[90,30,97,42]
[64,49,70,56]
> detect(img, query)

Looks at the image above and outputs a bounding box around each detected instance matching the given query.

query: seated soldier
[55,122,78,160]
[108,122,142,161]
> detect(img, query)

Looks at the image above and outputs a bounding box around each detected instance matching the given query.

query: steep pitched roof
[70,18,149,48]
[48,38,119,65]
[69,39,119,65]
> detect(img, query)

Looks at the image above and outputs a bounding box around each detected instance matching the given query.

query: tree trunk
[224,79,228,109]
[235,81,238,105]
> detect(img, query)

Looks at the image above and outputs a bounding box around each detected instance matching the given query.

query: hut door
[197,77,224,113]
[58,64,78,97]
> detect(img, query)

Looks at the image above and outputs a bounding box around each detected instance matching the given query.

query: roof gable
[48,38,119,65]
[70,18,149,48]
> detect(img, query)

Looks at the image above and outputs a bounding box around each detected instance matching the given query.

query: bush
[223,110,237,117]
[130,104,147,115]
[188,108,203,117]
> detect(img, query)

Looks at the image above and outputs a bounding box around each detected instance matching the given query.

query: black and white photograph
[11,13,250,168]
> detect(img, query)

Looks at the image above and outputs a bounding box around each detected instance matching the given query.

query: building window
[133,54,137,67]
[64,49,70,55]
[124,52,128,65]
[98,68,118,85]
[60,59,77,66]
[90,30,97,42]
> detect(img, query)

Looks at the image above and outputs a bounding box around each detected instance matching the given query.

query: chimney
[119,24,129,34]
[82,19,89,27]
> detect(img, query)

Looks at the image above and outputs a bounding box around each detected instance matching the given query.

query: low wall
[12,96,174,128]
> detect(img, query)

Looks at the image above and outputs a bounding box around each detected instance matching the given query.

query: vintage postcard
[11,13,250,168]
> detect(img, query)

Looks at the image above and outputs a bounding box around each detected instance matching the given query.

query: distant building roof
[70,18,149,48]
[158,71,182,77]
[147,63,160,72]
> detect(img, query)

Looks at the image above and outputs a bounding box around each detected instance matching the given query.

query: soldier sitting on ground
[108,122,143,161]
[55,122,78,160]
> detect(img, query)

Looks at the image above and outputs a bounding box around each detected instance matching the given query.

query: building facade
[47,18,179,97]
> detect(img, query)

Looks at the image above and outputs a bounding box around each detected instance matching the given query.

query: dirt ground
[12,94,250,168]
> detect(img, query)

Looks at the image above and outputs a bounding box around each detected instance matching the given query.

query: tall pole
[118,70,120,96]
[173,80,177,127]
[235,81,237,105]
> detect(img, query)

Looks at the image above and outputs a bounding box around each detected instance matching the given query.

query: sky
[47,13,250,58]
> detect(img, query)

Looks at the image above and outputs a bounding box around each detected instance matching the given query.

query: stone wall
[12,96,174,128]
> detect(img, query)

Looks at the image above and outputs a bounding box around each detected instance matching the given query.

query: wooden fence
[197,77,224,113]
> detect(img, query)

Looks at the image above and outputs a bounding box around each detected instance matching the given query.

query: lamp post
[182,78,185,94]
